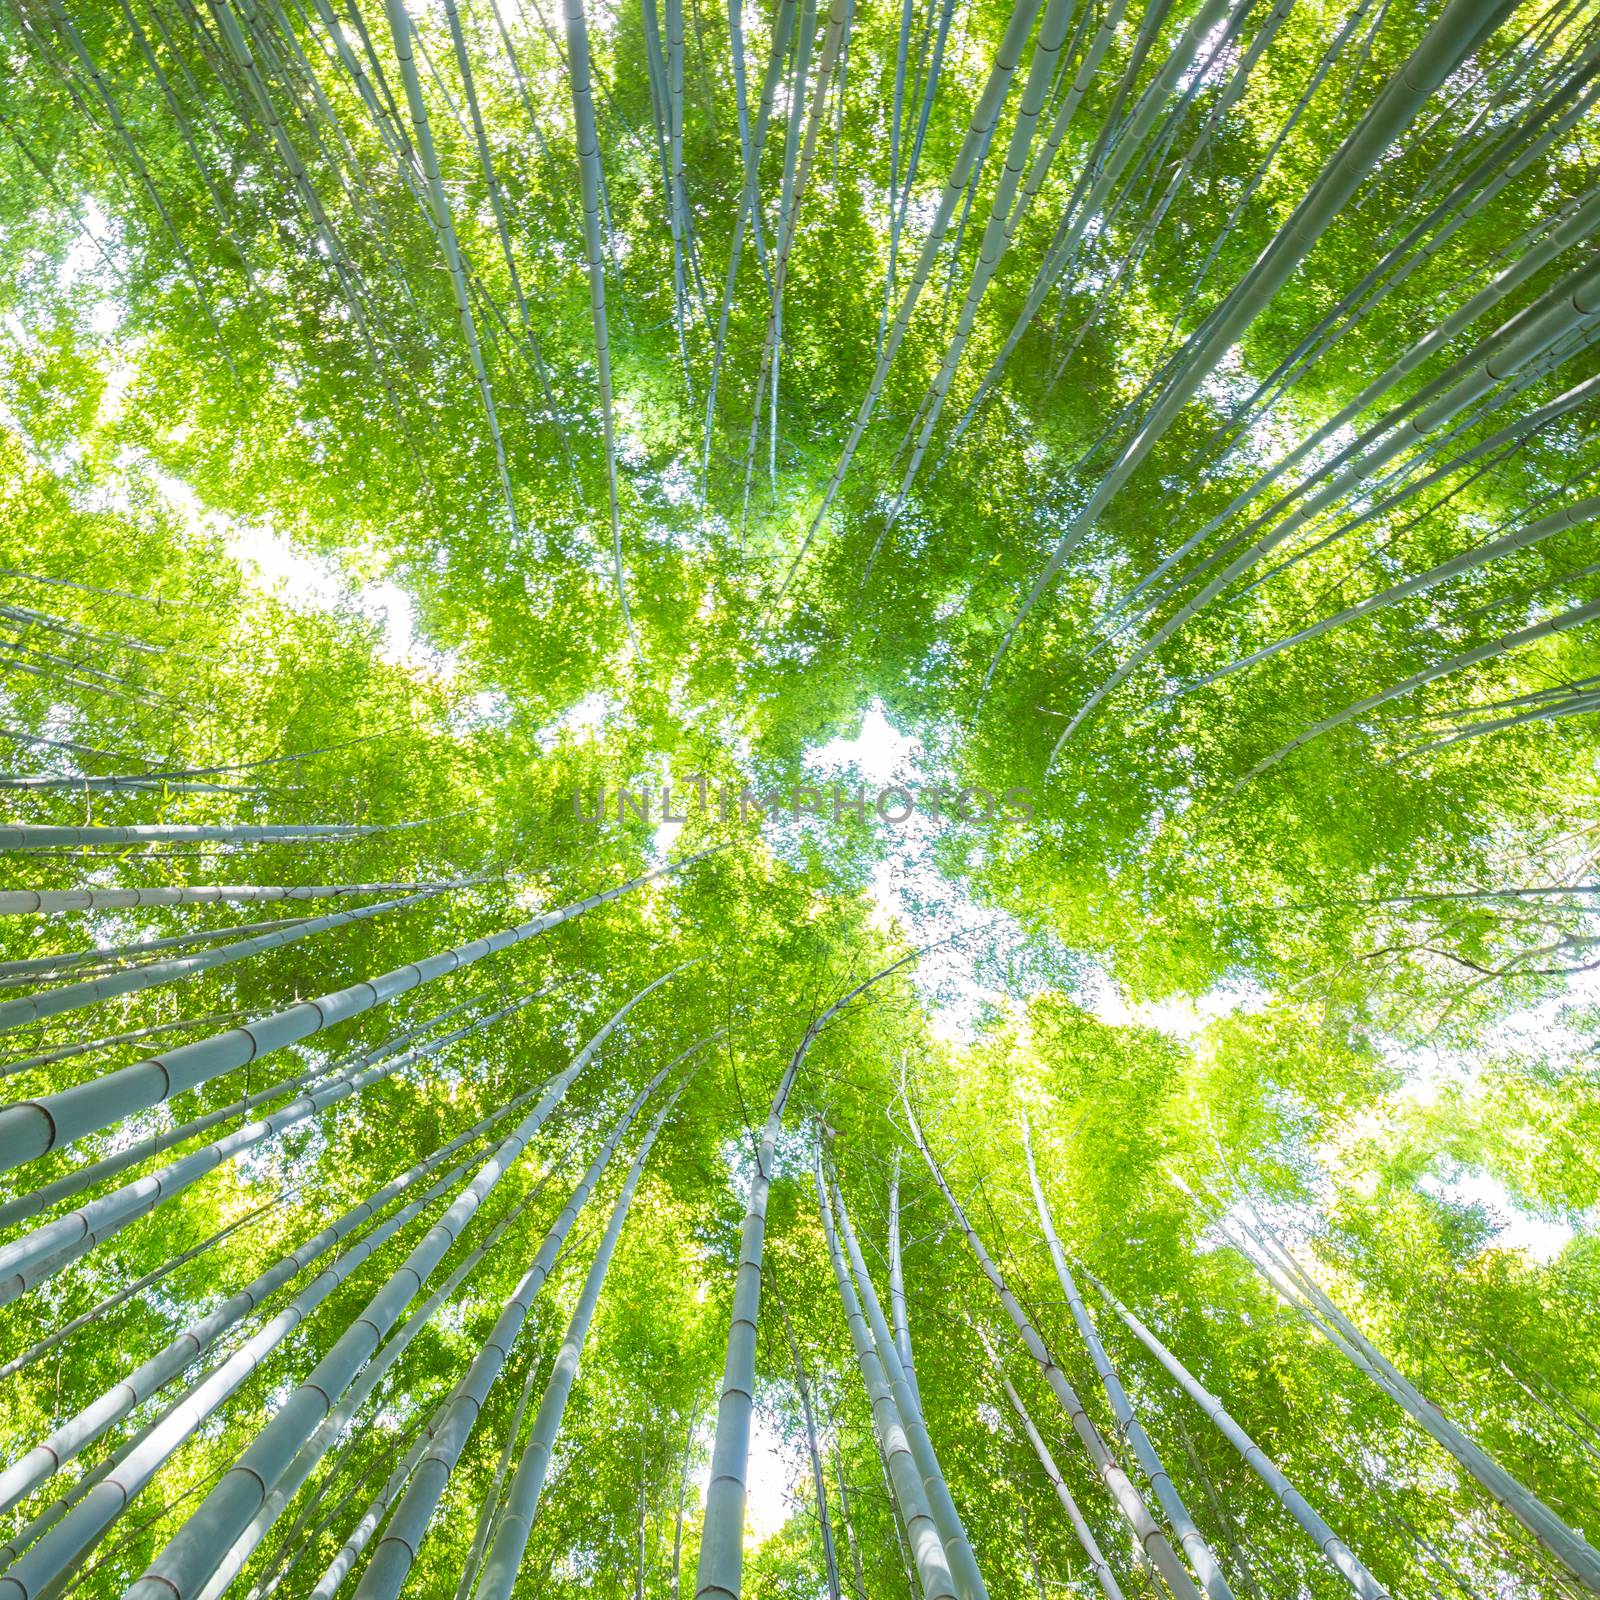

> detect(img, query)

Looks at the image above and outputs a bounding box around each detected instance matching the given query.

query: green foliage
[0,0,1598,1594]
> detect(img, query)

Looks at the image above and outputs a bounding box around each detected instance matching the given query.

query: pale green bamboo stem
[833,1178,987,1598]
[469,1068,696,1600]
[1084,1270,1387,1600]
[905,1094,1201,1599]
[355,1050,697,1600]
[974,1323,1124,1600]
[0,989,552,1298]
[0,880,482,915]
[815,1152,958,1600]
[198,1171,563,1600]
[1022,1121,1231,1599]
[0,852,711,1173]
[124,965,693,1600]
[694,951,919,1599]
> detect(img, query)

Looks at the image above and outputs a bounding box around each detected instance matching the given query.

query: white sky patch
[743,1407,807,1544]
[1081,967,1267,1040]
[807,703,1007,1037]
[536,691,616,751]
[204,501,452,677]
[804,700,922,787]
[1417,1168,1577,1264]
[1394,963,1600,1110]
[60,196,122,315]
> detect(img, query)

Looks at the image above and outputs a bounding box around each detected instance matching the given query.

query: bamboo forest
[5,0,1600,1594]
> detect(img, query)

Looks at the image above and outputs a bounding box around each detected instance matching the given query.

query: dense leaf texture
[0,0,1599,1595]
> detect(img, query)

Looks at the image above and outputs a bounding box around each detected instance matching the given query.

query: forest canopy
[0,0,1598,1595]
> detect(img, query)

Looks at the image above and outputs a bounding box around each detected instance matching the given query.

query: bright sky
[183,490,450,677]
[814,703,1587,1273]
[708,1405,810,1549]
[804,701,920,786]
[1418,1168,1576,1263]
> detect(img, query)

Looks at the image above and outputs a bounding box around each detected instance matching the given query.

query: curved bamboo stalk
[666,0,694,381]
[0,631,175,701]
[0,600,189,659]
[358,1042,709,1600]
[0,1145,482,1599]
[0,728,136,765]
[815,1148,959,1600]
[694,949,920,1600]
[0,988,552,1297]
[197,1168,564,1600]
[0,570,190,607]
[563,0,642,658]
[722,0,764,283]
[759,0,821,492]
[888,0,957,299]
[832,1177,987,1598]
[877,0,915,361]
[0,1196,279,1384]
[979,0,1515,697]
[0,852,711,1173]
[0,651,167,710]
[903,1092,1202,1600]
